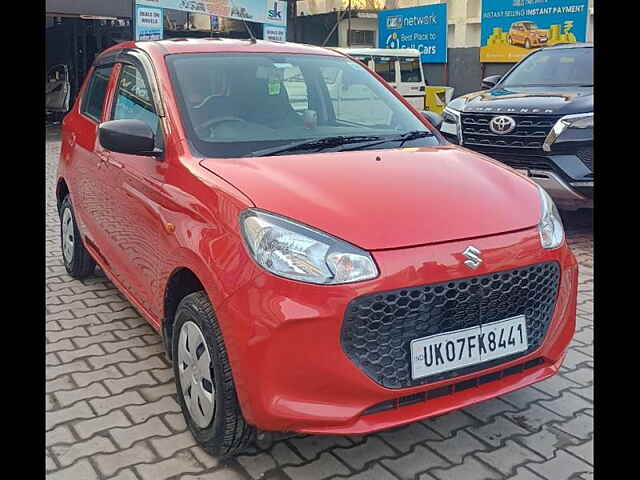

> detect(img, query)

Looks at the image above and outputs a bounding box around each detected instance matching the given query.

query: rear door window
[81,65,114,122]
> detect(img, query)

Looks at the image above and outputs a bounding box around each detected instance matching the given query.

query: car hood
[450,85,593,116]
[200,146,541,251]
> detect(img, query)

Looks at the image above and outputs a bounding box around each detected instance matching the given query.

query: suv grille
[481,153,552,171]
[461,113,563,151]
[341,262,560,389]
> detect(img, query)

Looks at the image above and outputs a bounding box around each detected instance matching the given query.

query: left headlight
[240,209,379,284]
[538,186,564,249]
[543,112,593,152]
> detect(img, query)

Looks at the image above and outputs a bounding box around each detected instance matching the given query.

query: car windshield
[166,53,437,158]
[500,47,593,88]
[522,22,538,30]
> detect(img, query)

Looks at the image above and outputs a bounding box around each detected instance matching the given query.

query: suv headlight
[441,106,462,141]
[538,186,564,249]
[543,112,593,152]
[240,210,378,284]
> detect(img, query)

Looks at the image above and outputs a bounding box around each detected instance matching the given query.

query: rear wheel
[60,195,96,279]
[172,291,255,458]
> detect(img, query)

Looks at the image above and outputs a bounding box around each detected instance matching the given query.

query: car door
[103,59,168,318]
[46,64,71,112]
[68,63,117,258]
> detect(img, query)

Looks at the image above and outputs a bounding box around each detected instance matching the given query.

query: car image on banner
[480,0,588,63]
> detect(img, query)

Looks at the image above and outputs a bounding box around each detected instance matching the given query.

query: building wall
[46,0,132,17]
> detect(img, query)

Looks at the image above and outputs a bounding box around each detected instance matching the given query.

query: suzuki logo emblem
[463,246,483,270]
[489,115,516,135]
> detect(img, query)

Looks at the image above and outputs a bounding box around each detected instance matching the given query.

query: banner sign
[480,0,589,63]
[378,4,447,63]
[263,24,286,42]
[135,5,163,41]
[136,0,287,26]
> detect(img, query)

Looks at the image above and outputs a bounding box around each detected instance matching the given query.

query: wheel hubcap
[62,208,74,263]
[178,321,215,428]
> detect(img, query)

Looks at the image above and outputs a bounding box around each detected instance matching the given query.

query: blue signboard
[480,0,588,62]
[378,4,447,63]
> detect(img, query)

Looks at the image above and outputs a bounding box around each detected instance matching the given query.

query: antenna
[228,0,257,43]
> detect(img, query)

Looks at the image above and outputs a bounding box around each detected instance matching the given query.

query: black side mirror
[420,110,443,129]
[481,75,502,90]
[99,119,161,157]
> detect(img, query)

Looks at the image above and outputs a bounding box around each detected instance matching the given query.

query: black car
[440,43,593,210]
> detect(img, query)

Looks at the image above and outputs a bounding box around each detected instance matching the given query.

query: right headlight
[441,106,462,141]
[240,209,379,285]
[537,186,565,249]
[543,112,593,152]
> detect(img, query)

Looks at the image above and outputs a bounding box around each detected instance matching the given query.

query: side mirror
[98,119,161,157]
[420,110,443,129]
[481,75,502,90]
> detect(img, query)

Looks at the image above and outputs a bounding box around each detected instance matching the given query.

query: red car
[57,38,577,457]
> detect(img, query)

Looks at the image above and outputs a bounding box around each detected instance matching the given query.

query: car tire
[60,195,96,279]
[525,39,531,49]
[172,291,255,458]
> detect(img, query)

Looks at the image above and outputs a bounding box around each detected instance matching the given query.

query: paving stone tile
[46,374,76,393]
[464,397,518,422]
[527,450,592,480]
[139,383,176,402]
[72,365,123,387]
[468,416,530,448]
[149,430,197,457]
[104,371,157,395]
[51,434,118,467]
[423,410,479,438]
[94,443,157,477]
[287,435,352,460]
[236,452,277,478]
[333,436,395,470]
[87,349,137,369]
[58,344,105,363]
[425,429,490,464]
[46,459,99,480]
[111,416,172,449]
[74,331,118,348]
[89,390,146,416]
[268,441,305,466]
[346,464,400,480]
[283,452,350,480]
[74,410,132,439]
[126,396,181,424]
[499,387,551,410]
[514,425,578,460]
[163,412,188,432]
[381,445,450,479]
[54,382,110,407]
[46,401,95,431]
[119,355,167,376]
[136,450,211,480]
[537,391,593,418]
[504,403,565,432]
[553,412,593,441]
[475,439,544,476]
[566,439,593,465]
[431,456,501,480]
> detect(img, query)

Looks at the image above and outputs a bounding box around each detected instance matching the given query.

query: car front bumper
[216,227,578,433]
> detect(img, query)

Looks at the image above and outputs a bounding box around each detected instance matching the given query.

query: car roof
[105,38,345,58]
[543,42,593,50]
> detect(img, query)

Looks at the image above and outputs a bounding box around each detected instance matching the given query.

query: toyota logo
[489,115,516,135]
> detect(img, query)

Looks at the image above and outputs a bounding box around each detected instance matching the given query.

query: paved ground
[46,126,593,480]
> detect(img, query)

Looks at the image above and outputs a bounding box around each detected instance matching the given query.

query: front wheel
[59,195,96,278]
[172,291,255,458]
[525,39,531,49]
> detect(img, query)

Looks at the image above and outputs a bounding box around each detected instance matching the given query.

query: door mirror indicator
[98,119,162,157]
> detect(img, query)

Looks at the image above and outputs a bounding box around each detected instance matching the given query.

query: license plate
[440,121,457,135]
[410,315,528,380]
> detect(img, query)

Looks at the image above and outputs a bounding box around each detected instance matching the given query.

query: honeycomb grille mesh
[341,262,560,389]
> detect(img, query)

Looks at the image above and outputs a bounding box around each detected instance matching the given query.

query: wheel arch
[56,177,70,214]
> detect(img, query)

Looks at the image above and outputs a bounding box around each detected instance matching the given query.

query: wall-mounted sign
[263,24,286,42]
[135,5,163,41]
[136,0,287,26]
[480,0,588,63]
[377,4,447,63]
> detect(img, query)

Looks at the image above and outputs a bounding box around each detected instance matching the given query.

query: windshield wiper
[328,130,435,152]
[249,135,384,157]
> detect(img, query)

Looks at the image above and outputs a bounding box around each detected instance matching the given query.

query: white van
[335,48,427,110]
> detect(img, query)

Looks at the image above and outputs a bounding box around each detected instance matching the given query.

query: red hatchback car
[57,38,577,457]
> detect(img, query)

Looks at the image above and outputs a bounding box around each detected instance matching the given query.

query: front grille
[362,358,544,416]
[341,262,560,389]
[480,152,553,171]
[461,113,563,151]
[576,146,593,172]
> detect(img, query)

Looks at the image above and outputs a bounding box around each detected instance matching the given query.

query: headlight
[441,106,462,141]
[543,112,593,152]
[537,186,564,249]
[240,210,378,284]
